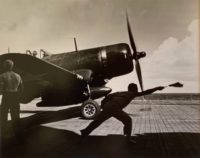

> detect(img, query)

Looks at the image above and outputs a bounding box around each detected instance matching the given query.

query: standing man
[0,59,23,138]
[80,83,165,143]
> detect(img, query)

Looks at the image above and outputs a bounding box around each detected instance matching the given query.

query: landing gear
[81,100,101,119]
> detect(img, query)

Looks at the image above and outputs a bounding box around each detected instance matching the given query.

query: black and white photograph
[0,0,199,158]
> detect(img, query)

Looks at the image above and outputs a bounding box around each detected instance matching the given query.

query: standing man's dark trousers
[0,92,20,137]
[81,104,132,138]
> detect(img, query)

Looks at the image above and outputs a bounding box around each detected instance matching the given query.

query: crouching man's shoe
[78,129,88,144]
[126,136,136,144]
[80,129,87,137]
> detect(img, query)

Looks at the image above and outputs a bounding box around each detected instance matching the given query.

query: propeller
[126,12,145,91]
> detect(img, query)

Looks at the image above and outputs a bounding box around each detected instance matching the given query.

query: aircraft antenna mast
[74,37,78,52]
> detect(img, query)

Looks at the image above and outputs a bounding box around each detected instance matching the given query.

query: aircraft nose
[103,43,133,78]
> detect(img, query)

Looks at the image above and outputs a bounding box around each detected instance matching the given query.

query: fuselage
[44,43,134,87]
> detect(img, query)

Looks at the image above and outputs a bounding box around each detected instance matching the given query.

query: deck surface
[1,99,200,158]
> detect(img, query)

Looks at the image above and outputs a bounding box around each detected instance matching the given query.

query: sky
[0,0,199,93]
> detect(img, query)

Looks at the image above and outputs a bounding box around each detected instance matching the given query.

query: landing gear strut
[80,77,101,119]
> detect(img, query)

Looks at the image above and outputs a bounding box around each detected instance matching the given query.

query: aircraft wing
[0,53,87,103]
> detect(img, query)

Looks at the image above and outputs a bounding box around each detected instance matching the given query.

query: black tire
[81,100,101,119]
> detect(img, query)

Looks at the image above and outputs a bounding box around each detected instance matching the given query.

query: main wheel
[81,100,101,119]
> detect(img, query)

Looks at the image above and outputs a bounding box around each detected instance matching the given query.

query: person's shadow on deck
[2,128,200,158]
[1,107,200,158]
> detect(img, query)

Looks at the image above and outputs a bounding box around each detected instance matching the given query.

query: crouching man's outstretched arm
[136,86,165,97]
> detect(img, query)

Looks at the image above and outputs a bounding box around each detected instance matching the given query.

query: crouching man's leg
[113,109,135,143]
[80,110,110,138]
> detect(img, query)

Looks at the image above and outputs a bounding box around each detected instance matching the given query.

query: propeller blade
[126,12,137,57]
[135,60,144,91]
[126,11,144,91]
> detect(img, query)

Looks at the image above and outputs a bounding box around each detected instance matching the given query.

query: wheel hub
[83,104,96,117]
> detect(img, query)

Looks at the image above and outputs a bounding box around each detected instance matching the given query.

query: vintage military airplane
[0,14,146,119]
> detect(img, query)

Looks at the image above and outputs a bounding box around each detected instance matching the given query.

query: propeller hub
[133,51,146,60]
[138,51,146,59]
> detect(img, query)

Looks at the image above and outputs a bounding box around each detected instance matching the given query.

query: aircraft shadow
[1,127,200,158]
[19,106,81,130]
